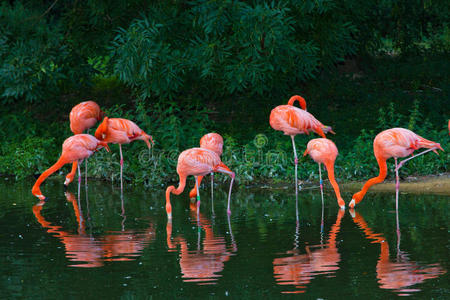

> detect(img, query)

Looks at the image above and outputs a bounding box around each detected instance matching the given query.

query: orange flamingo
[65,101,105,186]
[350,209,446,296]
[32,134,109,200]
[273,209,344,294]
[303,138,345,209]
[188,133,232,202]
[165,148,235,219]
[166,211,237,285]
[270,95,334,193]
[95,117,154,190]
[350,128,443,209]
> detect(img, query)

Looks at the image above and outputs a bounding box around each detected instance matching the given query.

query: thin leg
[394,157,399,212]
[77,160,82,184]
[211,173,215,215]
[77,175,84,234]
[396,148,437,171]
[85,130,89,187]
[119,144,123,192]
[214,167,235,215]
[195,176,200,220]
[319,163,324,206]
[291,135,298,194]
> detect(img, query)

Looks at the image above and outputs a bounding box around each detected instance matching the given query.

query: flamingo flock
[32,96,445,217]
[28,95,447,294]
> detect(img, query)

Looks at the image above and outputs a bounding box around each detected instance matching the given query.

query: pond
[0,178,448,298]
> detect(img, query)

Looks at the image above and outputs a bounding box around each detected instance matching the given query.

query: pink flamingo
[65,101,105,186]
[165,148,235,219]
[350,128,443,209]
[189,133,232,203]
[270,95,334,193]
[32,134,109,200]
[95,117,154,191]
[303,138,345,209]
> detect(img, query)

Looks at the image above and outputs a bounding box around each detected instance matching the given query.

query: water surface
[0,178,448,298]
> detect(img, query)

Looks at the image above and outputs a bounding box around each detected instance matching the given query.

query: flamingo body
[166,148,235,219]
[269,105,331,138]
[200,133,224,156]
[32,134,109,200]
[95,117,153,148]
[189,133,231,199]
[69,101,104,134]
[350,128,443,208]
[304,138,345,209]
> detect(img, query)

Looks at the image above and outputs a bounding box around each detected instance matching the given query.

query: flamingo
[32,134,109,200]
[65,101,105,186]
[165,148,235,219]
[303,138,345,209]
[94,117,154,191]
[188,133,232,203]
[270,95,334,193]
[350,128,443,209]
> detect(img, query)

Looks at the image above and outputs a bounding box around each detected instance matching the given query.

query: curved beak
[98,141,110,152]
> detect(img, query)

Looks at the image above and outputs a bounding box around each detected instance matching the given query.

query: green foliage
[0,137,56,180]
[110,0,356,100]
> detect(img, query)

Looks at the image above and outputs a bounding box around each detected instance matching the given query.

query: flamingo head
[323,125,335,134]
[350,191,364,208]
[95,117,109,140]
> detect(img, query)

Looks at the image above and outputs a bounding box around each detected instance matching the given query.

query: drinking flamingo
[65,101,105,186]
[270,95,334,193]
[32,134,109,200]
[303,138,345,209]
[350,128,443,209]
[188,133,232,204]
[165,148,235,219]
[94,117,154,191]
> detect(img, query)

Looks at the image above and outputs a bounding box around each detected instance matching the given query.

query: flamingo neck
[287,95,307,110]
[324,162,344,206]
[356,156,387,203]
[32,157,68,197]
[165,174,187,217]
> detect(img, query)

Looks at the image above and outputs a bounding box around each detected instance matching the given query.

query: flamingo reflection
[166,209,237,285]
[350,209,446,296]
[32,191,155,267]
[273,208,344,294]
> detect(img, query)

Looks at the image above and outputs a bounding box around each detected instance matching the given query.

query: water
[0,178,448,298]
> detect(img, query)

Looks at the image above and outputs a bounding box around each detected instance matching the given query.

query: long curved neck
[357,155,387,202]
[287,95,307,110]
[32,157,68,195]
[324,161,343,201]
[165,173,187,216]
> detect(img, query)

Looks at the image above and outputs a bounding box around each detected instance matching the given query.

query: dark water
[0,178,448,298]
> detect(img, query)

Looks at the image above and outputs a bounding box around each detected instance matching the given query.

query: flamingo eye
[102,133,106,139]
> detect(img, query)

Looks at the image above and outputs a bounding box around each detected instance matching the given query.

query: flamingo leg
[119,144,123,192]
[85,129,89,187]
[211,173,215,215]
[121,192,126,232]
[395,148,437,171]
[76,178,84,234]
[77,160,82,184]
[195,176,200,220]
[291,135,298,194]
[319,163,324,205]
[214,166,235,215]
[394,157,400,211]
